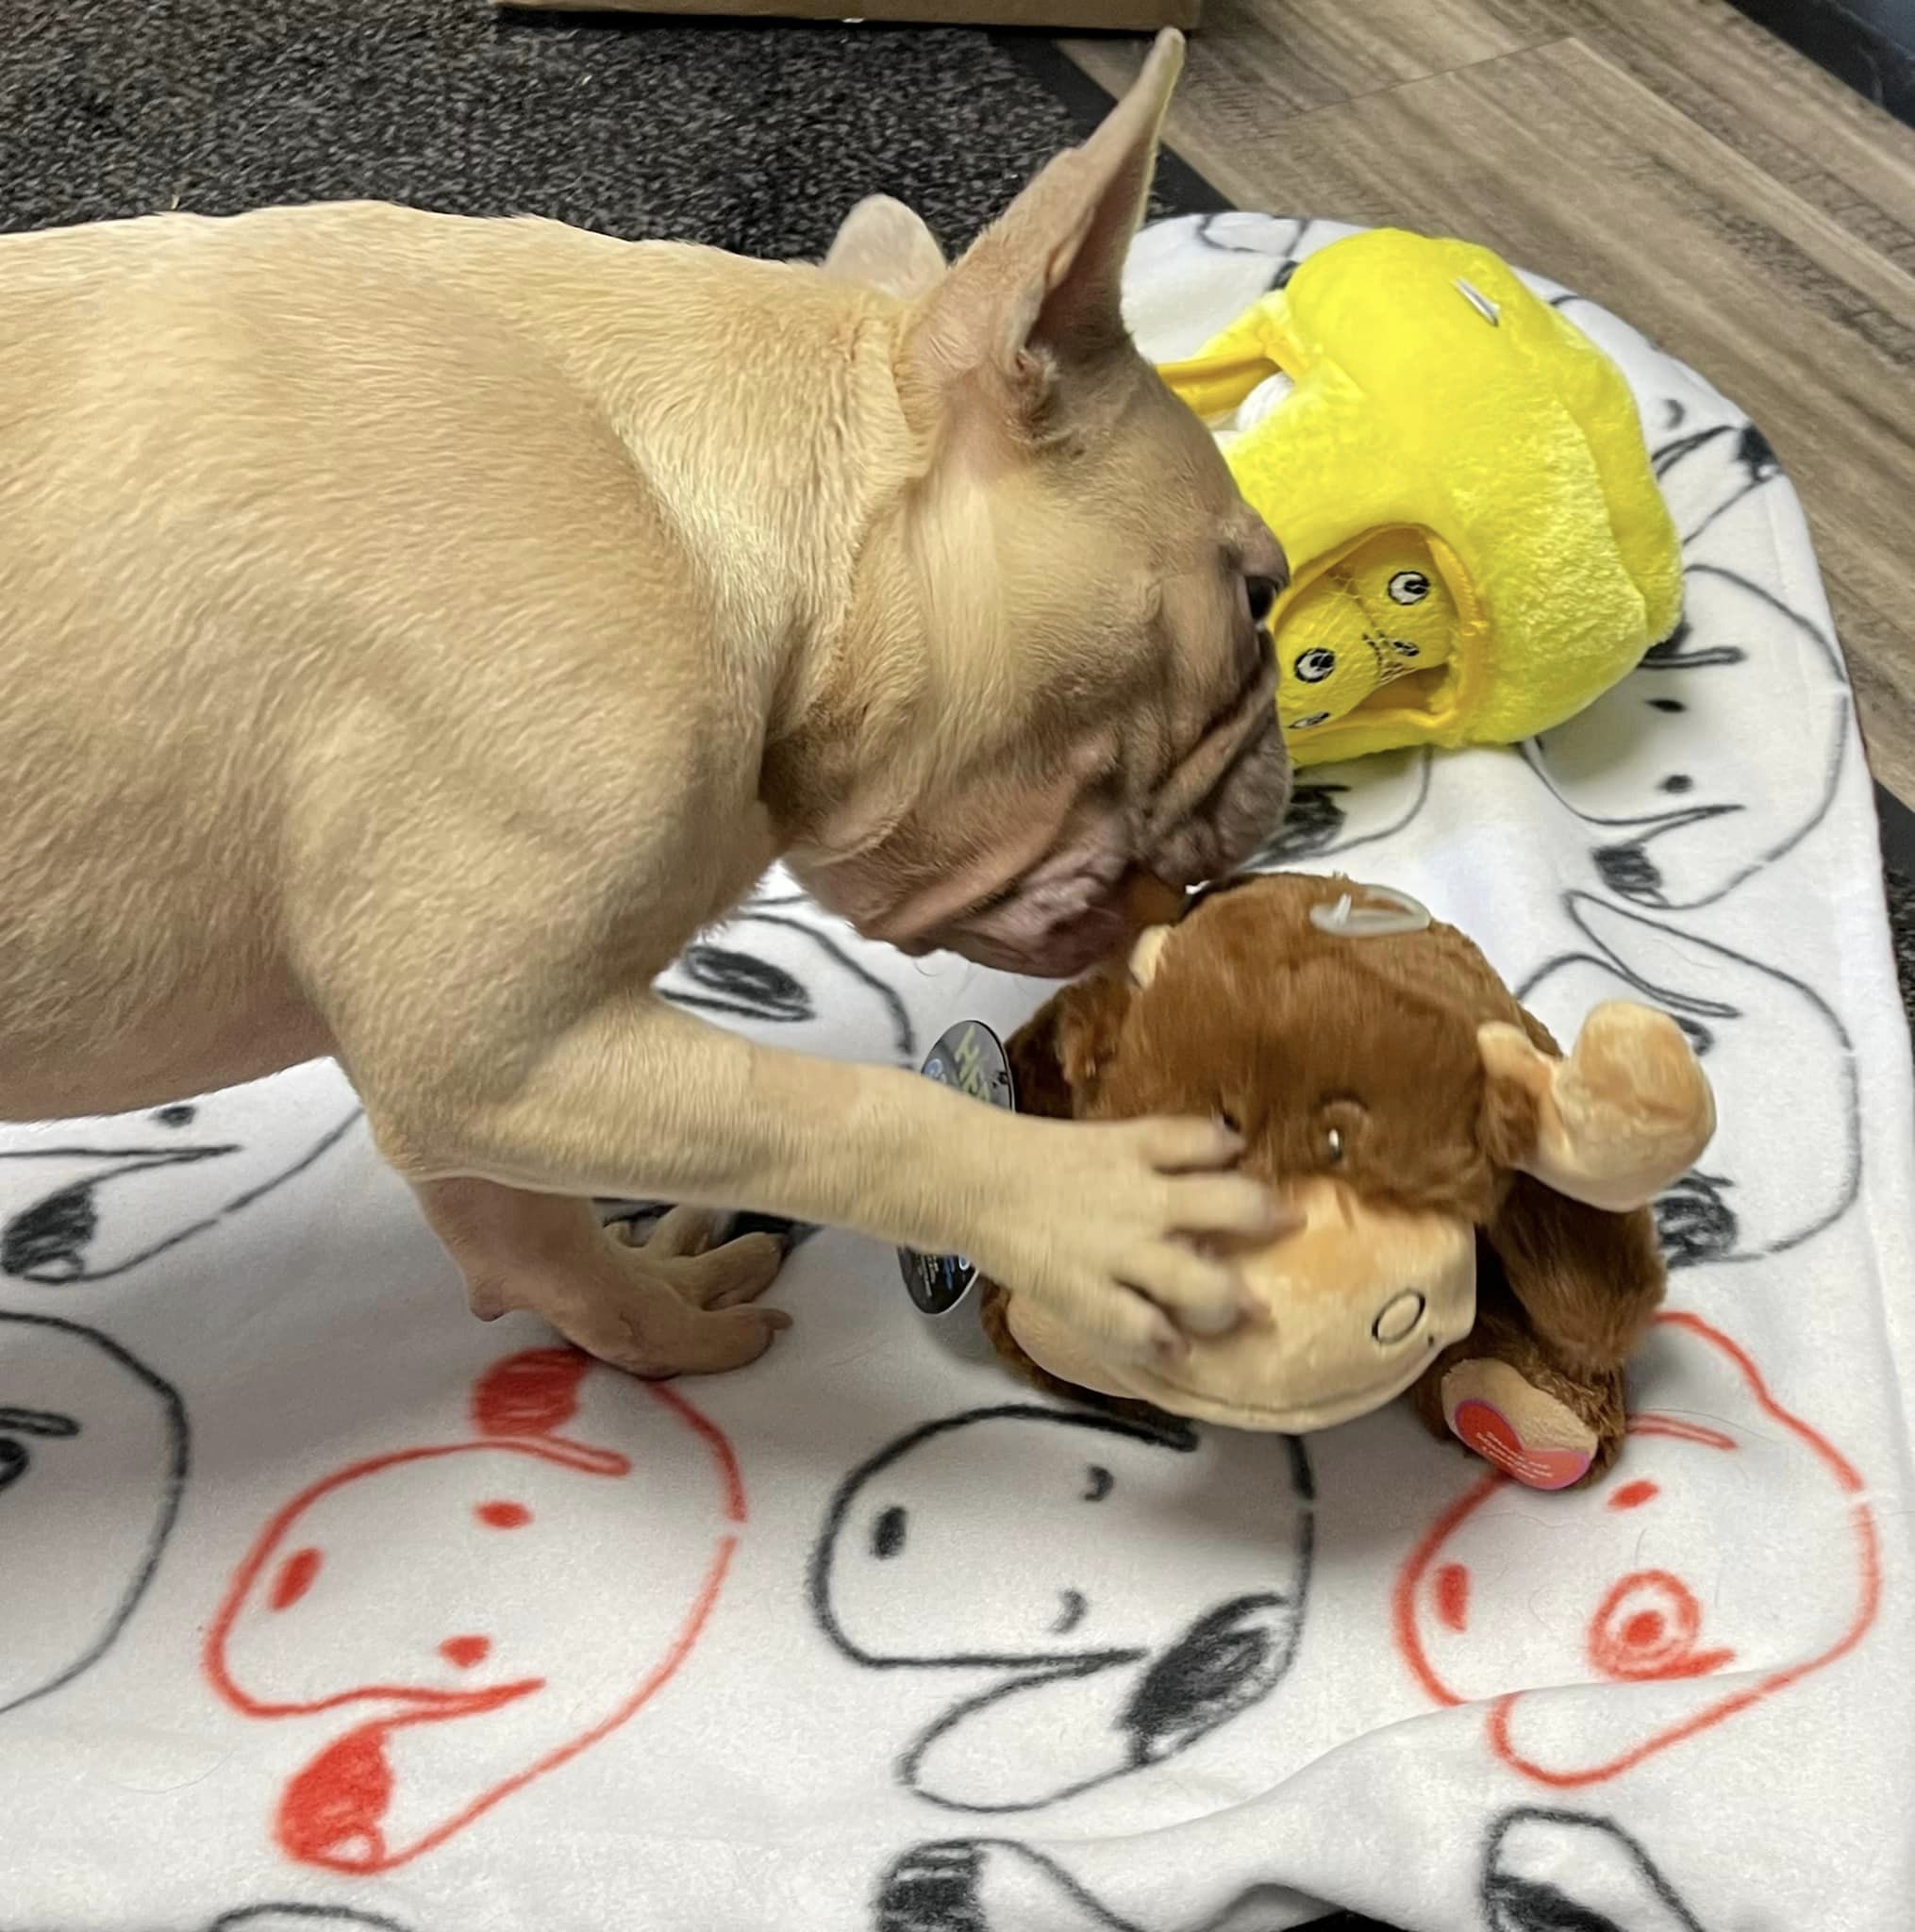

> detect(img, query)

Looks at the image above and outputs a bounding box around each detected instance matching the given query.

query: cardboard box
[504,0,1199,31]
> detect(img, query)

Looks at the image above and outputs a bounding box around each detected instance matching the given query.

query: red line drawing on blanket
[204,1349,743,1873]
[1392,1311,1880,1787]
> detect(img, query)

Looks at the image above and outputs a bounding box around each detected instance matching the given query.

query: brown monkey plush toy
[980,874,1716,1490]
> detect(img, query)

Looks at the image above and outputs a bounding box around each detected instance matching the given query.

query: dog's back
[0,206,877,1115]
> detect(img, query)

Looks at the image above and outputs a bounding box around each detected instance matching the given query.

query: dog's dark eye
[1215,1108,1241,1136]
[1324,1126,1345,1164]
[1244,575,1279,626]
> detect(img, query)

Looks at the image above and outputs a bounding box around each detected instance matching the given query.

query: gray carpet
[2,1,1079,260]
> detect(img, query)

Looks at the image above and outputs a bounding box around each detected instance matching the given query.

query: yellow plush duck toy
[1159,228,1684,765]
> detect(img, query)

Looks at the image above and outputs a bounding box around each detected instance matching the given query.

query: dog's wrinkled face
[850,370,1287,979]
[792,33,1290,979]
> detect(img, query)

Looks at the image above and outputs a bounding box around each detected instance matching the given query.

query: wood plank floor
[1066,0,1915,803]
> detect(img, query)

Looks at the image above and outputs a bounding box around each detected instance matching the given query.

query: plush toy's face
[1274,536,1457,741]
[1004,875,1658,1432]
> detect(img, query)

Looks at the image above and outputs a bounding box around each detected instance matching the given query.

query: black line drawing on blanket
[208,1910,416,1932]
[1651,418,1782,553]
[1482,1807,1708,1932]
[874,1837,1314,1932]
[0,1099,363,1284]
[0,1907,420,1932]
[1522,566,1849,913]
[1519,893,1858,1265]
[1246,747,1431,870]
[873,1810,1717,1932]
[1530,297,1730,504]
[656,909,916,1065]
[1194,211,1311,261]
[0,1313,188,1717]
[875,1838,1142,1932]
[810,1405,1313,1813]
[1191,209,1310,295]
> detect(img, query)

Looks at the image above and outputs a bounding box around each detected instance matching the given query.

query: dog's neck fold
[741,303,1037,867]
[553,245,944,855]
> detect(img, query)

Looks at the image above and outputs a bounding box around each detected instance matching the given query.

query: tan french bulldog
[0,32,1291,1379]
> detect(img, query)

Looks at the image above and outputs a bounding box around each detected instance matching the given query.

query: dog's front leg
[365,994,1274,1374]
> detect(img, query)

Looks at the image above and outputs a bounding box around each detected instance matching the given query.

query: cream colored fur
[0,33,1292,1377]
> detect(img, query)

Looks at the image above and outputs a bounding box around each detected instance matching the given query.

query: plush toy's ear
[821,195,948,301]
[1478,1002,1715,1213]
[1004,967,1138,1120]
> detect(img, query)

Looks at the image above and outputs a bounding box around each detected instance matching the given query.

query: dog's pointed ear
[820,195,947,301]
[902,29,1183,411]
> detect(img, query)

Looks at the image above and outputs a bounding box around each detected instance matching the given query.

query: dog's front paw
[568,1289,791,1381]
[968,1116,1285,1362]
[612,1205,787,1310]
[515,1214,791,1379]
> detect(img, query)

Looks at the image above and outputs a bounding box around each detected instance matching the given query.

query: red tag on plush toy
[1450,1398,1593,1491]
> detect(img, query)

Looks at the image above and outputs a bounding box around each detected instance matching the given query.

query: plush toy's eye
[1388,570,1430,606]
[1288,710,1330,730]
[1294,647,1336,685]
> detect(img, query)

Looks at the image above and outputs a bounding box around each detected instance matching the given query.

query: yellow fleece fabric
[1159,228,1684,766]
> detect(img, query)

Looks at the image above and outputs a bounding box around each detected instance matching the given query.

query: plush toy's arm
[1483,1175,1665,1374]
[1479,1000,1714,1213]
[1474,996,1696,1371]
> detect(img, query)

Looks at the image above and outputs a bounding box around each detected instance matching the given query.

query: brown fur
[985,873,1672,1478]
[0,34,1298,1378]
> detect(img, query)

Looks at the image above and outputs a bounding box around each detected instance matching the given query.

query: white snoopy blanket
[2,216,1909,1932]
